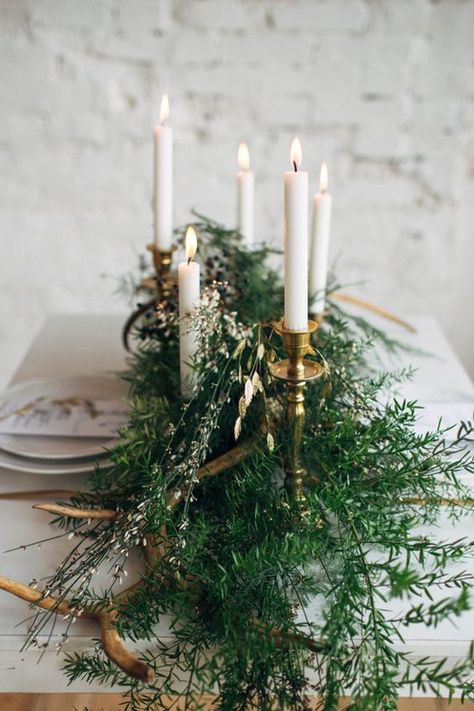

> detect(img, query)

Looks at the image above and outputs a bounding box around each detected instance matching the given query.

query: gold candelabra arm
[269,319,324,502]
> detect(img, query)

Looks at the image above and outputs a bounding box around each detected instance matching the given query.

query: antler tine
[168,438,259,508]
[0,575,154,682]
[99,609,154,682]
[33,503,118,520]
[31,441,259,521]
[0,575,81,618]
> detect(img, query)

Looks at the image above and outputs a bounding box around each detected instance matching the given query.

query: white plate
[0,436,111,461]
[0,375,128,461]
[0,446,113,475]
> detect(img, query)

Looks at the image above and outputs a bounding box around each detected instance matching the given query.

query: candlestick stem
[269,320,323,502]
[147,244,174,300]
[285,379,306,500]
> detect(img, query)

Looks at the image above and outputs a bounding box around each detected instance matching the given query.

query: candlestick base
[269,320,324,503]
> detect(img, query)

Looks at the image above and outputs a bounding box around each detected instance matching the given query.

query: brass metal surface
[146,243,174,300]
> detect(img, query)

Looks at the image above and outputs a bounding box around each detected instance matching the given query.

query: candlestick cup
[147,244,174,300]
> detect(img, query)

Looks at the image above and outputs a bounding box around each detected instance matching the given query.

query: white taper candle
[236,142,255,247]
[153,95,173,250]
[284,138,309,331]
[309,163,332,315]
[178,226,200,399]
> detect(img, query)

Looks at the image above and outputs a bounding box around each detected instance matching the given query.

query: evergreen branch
[2,215,472,709]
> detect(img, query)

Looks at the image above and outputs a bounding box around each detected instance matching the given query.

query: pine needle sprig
[11,216,473,710]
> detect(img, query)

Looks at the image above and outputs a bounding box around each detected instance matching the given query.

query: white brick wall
[1,0,473,386]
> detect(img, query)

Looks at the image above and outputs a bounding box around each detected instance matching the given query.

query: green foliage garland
[20,218,474,709]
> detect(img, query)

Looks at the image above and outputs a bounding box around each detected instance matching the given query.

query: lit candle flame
[185,226,197,261]
[160,94,169,125]
[290,137,302,171]
[320,162,328,193]
[238,142,250,171]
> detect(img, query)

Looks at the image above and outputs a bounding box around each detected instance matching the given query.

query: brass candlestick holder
[269,319,324,502]
[146,243,174,300]
[122,244,175,351]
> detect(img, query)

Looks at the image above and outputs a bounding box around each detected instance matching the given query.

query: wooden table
[0,313,473,710]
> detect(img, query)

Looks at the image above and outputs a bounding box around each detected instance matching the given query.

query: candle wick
[187,257,192,265]
[292,160,298,173]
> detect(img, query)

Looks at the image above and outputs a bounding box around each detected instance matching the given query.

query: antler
[32,503,118,520]
[0,574,153,682]
[1,439,330,678]
[30,439,259,521]
[0,440,259,682]
[251,618,329,655]
[330,291,416,333]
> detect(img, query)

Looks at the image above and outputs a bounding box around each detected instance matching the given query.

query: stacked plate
[0,375,129,476]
